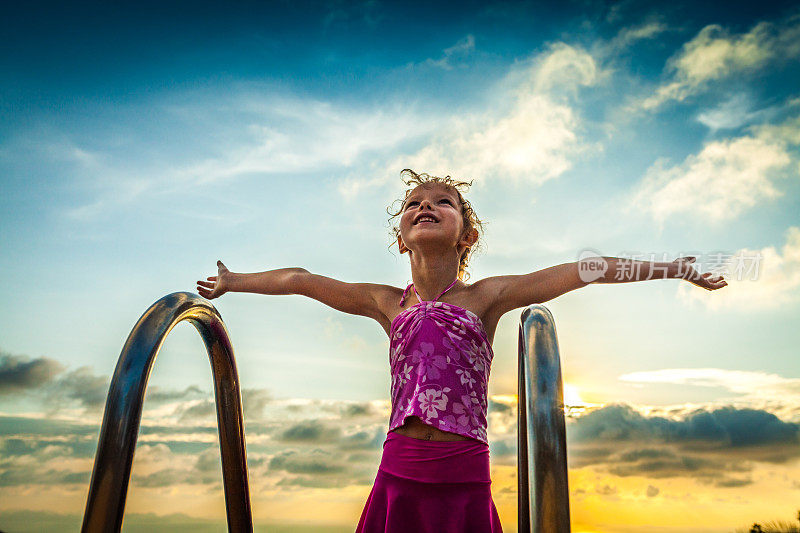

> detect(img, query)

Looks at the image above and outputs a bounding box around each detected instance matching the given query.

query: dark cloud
[266,442,381,489]
[175,400,216,423]
[344,451,377,463]
[566,403,800,487]
[338,401,376,418]
[646,484,660,497]
[0,415,97,438]
[488,398,512,414]
[0,351,64,393]
[606,451,715,477]
[617,448,675,462]
[714,477,753,488]
[489,436,516,462]
[0,351,227,419]
[336,426,385,451]
[677,407,800,448]
[241,388,275,420]
[195,447,223,474]
[146,384,205,403]
[0,350,112,413]
[134,467,192,488]
[569,403,800,449]
[5,389,799,495]
[0,436,96,459]
[269,449,348,475]
[0,463,90,487]
[138,424,218,437]
[595,483,618,496]
[275,472,372,489]
[277,420,343,443]
[49,366,109,409]
[133,449,222,488]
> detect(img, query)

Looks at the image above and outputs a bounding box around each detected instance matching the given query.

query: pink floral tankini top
[388,278,494,445]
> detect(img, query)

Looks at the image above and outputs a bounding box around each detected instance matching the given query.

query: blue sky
[2,1,800,531]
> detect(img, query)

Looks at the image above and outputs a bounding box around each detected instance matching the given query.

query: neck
[408,248,461,301]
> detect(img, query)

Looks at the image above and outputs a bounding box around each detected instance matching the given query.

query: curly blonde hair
[387,169,486,282]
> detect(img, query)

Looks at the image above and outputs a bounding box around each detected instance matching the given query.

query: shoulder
[371,283,406,309]
[371,284,411,336]
[462,275,521,333]
[463,276,508,310]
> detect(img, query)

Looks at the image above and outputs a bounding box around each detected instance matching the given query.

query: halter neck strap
[399,278,458,306]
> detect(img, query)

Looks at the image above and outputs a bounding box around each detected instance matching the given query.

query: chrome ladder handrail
[81,291,252,532]
[82,295,566,532]
[518,305,571,532]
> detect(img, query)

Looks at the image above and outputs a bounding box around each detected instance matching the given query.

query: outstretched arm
[482,255,727,317]
[196,261,387,323]
[586,255,727,288]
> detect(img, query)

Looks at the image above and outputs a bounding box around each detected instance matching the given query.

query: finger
[208,276,216,281]
[197,280,213,288]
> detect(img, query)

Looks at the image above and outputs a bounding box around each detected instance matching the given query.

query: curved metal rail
[518,305,571,532]
[82,291,252,533]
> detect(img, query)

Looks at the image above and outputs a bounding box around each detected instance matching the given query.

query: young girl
[196,169,727,532]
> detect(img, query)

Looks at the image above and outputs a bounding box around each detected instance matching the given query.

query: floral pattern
[388,299,494,444]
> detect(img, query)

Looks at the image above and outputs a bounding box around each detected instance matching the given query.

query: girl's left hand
[673,256,728,291]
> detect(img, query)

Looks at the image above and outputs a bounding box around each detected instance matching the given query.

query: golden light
[563,383,584,406]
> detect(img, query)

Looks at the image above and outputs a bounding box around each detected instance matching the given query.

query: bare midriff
[389,415,473,442]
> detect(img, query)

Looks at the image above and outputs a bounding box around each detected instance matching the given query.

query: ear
[460,227,478,248]
[397,234,408,254]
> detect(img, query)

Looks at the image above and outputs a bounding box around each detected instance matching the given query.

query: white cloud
[382,42,603,189]
[49,91,440,217]
[335,41,606,201]
[39,41,609,218]
[172,95,435,185]
[394,94,581,185]
[526,41,602,95]
[422,34,475,70]
[618,367,800,413]
[695,92,761,131]
[626,113,798,227]
[752,109,800,145]
[635,16,800,111]
[605,21,670,52]
[677,226,800,311]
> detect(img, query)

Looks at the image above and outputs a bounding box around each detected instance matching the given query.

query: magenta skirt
[355,431,503,533]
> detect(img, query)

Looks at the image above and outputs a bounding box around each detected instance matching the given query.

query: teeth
[417,217,436,224]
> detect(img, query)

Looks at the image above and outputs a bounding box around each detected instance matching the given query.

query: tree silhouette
[734,509,800,533]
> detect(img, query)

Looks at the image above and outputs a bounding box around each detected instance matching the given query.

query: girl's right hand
[196,260,232,300]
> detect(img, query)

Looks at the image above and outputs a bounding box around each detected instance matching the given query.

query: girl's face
[398,184,465,254]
